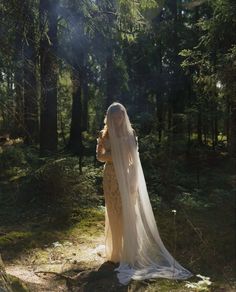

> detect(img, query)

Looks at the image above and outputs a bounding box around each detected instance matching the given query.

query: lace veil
[106,102,193,285]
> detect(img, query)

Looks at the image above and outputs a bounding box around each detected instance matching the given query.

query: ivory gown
[96,130,124,263]
[96,105,193,285]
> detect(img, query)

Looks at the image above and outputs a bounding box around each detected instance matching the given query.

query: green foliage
[180,0,236,150]
[0,1,235,288]
[22,145,41,167]
[118,0,159,39]
[22,157,81,201]
[1,0,234,157]
[0,145,235,290]
[18,157,104,219]
[58,70,73,145]
[0,146,27,169]
[76,164,104,205]
[174,190,211,209]
[9,275,30,292]
[0,231,33,249]
[135,112,157,134]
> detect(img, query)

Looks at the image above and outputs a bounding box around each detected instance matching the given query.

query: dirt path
[6,264,66,291]
[5,235,106,291]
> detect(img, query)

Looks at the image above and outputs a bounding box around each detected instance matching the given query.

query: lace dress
[96,130,123,263]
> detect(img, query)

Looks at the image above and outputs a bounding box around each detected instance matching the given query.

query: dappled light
[0,0,235,291]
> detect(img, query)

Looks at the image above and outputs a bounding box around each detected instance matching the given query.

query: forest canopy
[0,0,235,157]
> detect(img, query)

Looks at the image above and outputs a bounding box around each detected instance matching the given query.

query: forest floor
[0,144,235,291]
[0,200,235,292]
[4,230,106,291]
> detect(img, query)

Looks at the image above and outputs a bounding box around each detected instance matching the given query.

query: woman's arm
[96,131,113,163]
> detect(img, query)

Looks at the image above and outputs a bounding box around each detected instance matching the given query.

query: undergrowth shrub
[0,145,27,168]
[20,157,103,206]
[21,158,79,201]
[19,157,104,224]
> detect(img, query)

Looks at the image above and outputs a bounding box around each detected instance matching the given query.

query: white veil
[105,102,193,285]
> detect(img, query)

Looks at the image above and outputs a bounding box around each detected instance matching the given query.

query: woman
[96,102,193,285]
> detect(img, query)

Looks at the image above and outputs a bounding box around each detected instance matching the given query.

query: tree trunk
[157,102,163,142]
[210,99,218,148]
[167,102,172,132]
[106,53,114,108]
[214,115,218,146]
[104,0,116,109]
[226,95,230,148]
[203,126,207,145]
[6,69,14,131]
[67,68,83,171]
[0,255,13,292]
[229,98,236,158]
[155,32,163,143]
[39,0,58,153]
[197,108,203,145]
[23,2,39,144]
[211,116,215,150]
[82,70,89,132]
[14,18,24,138]
[187,112,193,151]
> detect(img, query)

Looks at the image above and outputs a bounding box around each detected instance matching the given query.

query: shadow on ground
[65,261,130,292]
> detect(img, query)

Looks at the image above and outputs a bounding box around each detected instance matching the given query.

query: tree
[180,0,236,154]
[67,66,83,167]
[39,0,58,153]
[23,0,39,144]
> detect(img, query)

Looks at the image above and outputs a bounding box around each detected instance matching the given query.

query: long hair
[101,102,133,138]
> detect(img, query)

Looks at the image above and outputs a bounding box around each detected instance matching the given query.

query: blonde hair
[101,102,132,138]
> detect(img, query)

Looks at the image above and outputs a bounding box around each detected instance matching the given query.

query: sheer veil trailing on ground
[106,102,194,285]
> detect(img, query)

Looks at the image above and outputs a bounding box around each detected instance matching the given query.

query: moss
[0,148,235,291]
[9,275,29,292]
[133,279,190,292]
[0,232,33,249]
